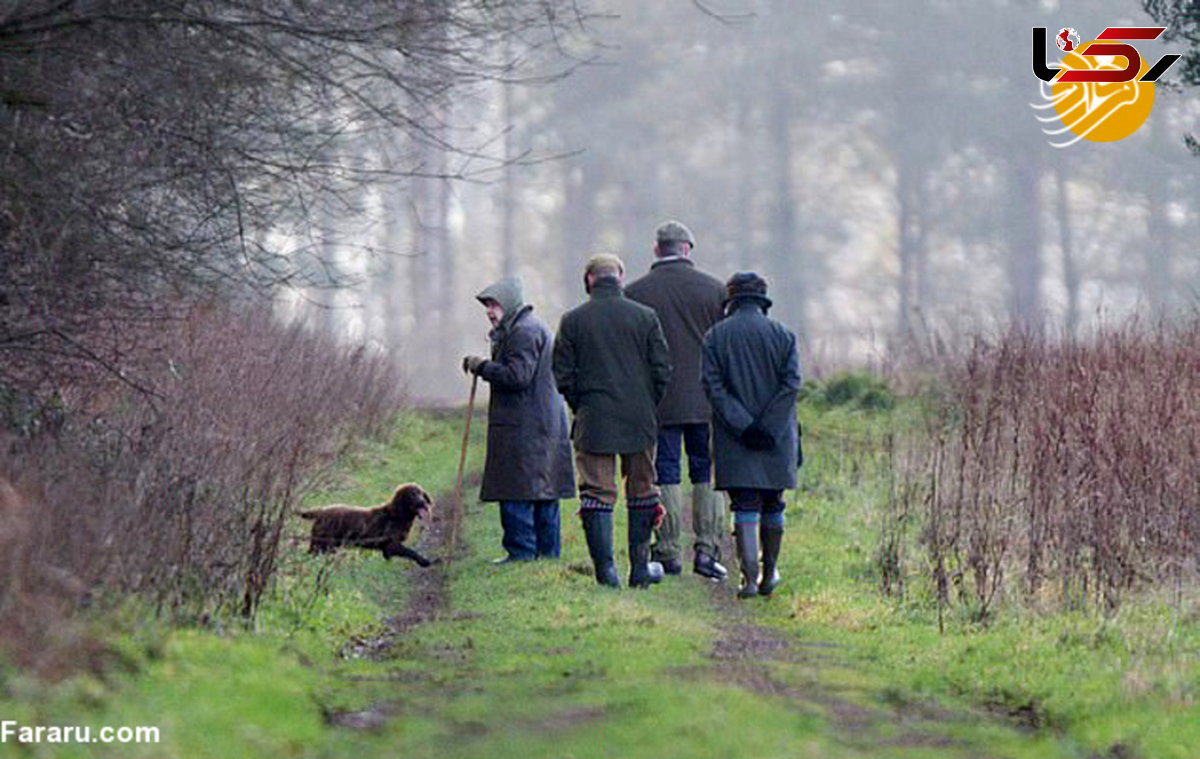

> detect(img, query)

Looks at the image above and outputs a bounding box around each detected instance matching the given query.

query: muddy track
[698,577,1020,758]
[322,476,475,730]
[336,474,476,661]
[391,473,477,629]
[678,486,1033,756]
[328,473,1040,755]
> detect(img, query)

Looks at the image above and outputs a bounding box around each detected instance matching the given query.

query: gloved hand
[462,355,488,375]
[796,422,804,469]
[741,423,775,451]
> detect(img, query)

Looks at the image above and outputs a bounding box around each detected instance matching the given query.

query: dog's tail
[298,509,318,520]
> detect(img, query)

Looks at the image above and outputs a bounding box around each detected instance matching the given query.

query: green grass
[763,399,1200,759]
[1,401,1196,759]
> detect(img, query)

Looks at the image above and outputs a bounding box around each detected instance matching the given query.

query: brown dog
[299,483,436,566]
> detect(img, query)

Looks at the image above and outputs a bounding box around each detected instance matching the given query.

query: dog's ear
[389,485,407,510]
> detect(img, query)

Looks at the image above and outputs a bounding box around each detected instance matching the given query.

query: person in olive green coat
[552,254,673,588]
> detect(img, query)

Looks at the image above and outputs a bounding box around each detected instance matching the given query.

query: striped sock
[762,511,785,529]
[627,495,660,511]
[579,496,613,512]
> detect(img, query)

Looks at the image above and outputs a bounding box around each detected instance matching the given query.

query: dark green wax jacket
[552,277,672,454]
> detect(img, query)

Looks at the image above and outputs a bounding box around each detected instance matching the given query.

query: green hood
[476,276,527,332]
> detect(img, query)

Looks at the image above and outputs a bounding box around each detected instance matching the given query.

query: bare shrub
[910,320,1200,617]
[0,1,593,396]
[0,303,406,650]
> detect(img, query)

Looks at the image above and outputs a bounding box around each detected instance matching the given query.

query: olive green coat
[552,277,672,454]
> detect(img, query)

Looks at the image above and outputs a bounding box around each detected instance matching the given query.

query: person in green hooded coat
[462,276,576,563]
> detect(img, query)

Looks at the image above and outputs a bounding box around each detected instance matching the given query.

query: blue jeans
[500,500,561,559]
[655,424,712,485]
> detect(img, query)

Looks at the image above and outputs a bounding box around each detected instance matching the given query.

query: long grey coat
[701,300,801,490]
[477,302,576,503]
[625,258,726,426]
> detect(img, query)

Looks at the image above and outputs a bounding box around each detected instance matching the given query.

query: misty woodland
[0,2,1198,758]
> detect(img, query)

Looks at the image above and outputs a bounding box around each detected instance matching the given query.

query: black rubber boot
[628,509,665,588]
[659,557,683,575]
[735,524,759,599]
[580,510,620,588]
[758,525,783,596]
[693,550,728,582]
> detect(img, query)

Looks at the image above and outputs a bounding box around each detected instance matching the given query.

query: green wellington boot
[580,510,620,588]
[734,524,759,599]
[652,484,683,575]
[628,508,665,588]
[758,525,783,596]
[691,482,728,581]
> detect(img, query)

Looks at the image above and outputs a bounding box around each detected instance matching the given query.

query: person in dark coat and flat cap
[553,254,673,588]
[626,220,729,581]
[702,273,801,598]
[463,276,576,563]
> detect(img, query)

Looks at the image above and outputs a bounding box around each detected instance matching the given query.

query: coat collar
[500,302,533,332]
[650,256,694,271]
[727,297,771,316]
[589,276,624,299]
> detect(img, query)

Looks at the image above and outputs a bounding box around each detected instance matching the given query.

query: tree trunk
[499,77,518,278]
[376,142,408,352]
[435,170,455,376]
[312,122,341,338]
[732,94,756,273]
[1007,155,1043,326]
[1055,163,1080,337]
[408,143,438,387]
[896,152,920,336]
[768,93,805,333]
[559,161,599,308]
[1143,116,1173,315]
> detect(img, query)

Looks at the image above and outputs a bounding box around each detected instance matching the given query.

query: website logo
[1030,27,1181,147]
[1056,28,1080,53]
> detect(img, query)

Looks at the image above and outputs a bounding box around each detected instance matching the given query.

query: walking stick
[448,372,478,562]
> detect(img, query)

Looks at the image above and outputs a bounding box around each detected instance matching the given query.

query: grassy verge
[0,410,471,759]
[1,402,1194,759]
[758,398,1200,759]
[2,410,832,759]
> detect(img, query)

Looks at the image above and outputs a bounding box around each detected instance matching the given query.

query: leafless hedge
[0,0,594,397]
[898,321,1200,620]
[0,303,405,669]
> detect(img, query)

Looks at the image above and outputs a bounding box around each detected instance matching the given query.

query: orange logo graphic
[1030,27,1180,148]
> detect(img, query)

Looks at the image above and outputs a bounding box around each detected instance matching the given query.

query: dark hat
[724,272,772,309]
[655,220,695,247]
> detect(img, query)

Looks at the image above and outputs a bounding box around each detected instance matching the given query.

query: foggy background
[276,0,1200,399]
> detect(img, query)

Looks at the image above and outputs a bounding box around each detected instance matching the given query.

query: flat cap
[585,253,625,277]
[655,220,695,246]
